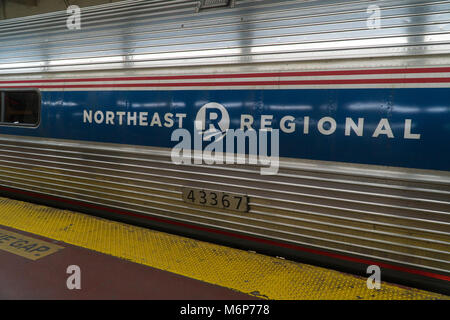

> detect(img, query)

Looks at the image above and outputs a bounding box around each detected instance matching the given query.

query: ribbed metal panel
[0,0,450,74]
[0,135,448,274]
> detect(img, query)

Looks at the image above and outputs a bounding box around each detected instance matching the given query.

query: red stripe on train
[0,184,448,282]
[1,77,450,89]
[0,67,450,84]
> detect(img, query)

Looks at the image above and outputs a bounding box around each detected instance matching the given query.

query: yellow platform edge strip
[0,196,447,300]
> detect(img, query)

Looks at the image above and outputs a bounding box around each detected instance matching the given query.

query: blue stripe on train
[1,88,449,172]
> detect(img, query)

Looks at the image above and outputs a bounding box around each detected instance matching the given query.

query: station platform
[0,196,447,300]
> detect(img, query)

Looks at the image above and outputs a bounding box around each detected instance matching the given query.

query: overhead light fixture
[200,0,233,9]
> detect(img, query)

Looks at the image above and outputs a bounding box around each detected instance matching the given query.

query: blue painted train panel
[1,88,449,171]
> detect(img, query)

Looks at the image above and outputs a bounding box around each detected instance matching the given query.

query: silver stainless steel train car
[0,0,449,293]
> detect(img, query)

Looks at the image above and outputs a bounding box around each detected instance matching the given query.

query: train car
[0,0,449,293]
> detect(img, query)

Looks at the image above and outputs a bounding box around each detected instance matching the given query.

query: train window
[0,90,40,126]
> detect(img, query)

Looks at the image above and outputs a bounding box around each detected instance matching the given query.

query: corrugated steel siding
[0,0,450,74]
[0,135,448,273]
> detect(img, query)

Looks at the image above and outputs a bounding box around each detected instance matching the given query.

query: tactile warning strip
[0,196,447,300]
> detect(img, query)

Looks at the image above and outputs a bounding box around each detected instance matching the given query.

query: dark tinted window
[0,91,40,126]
